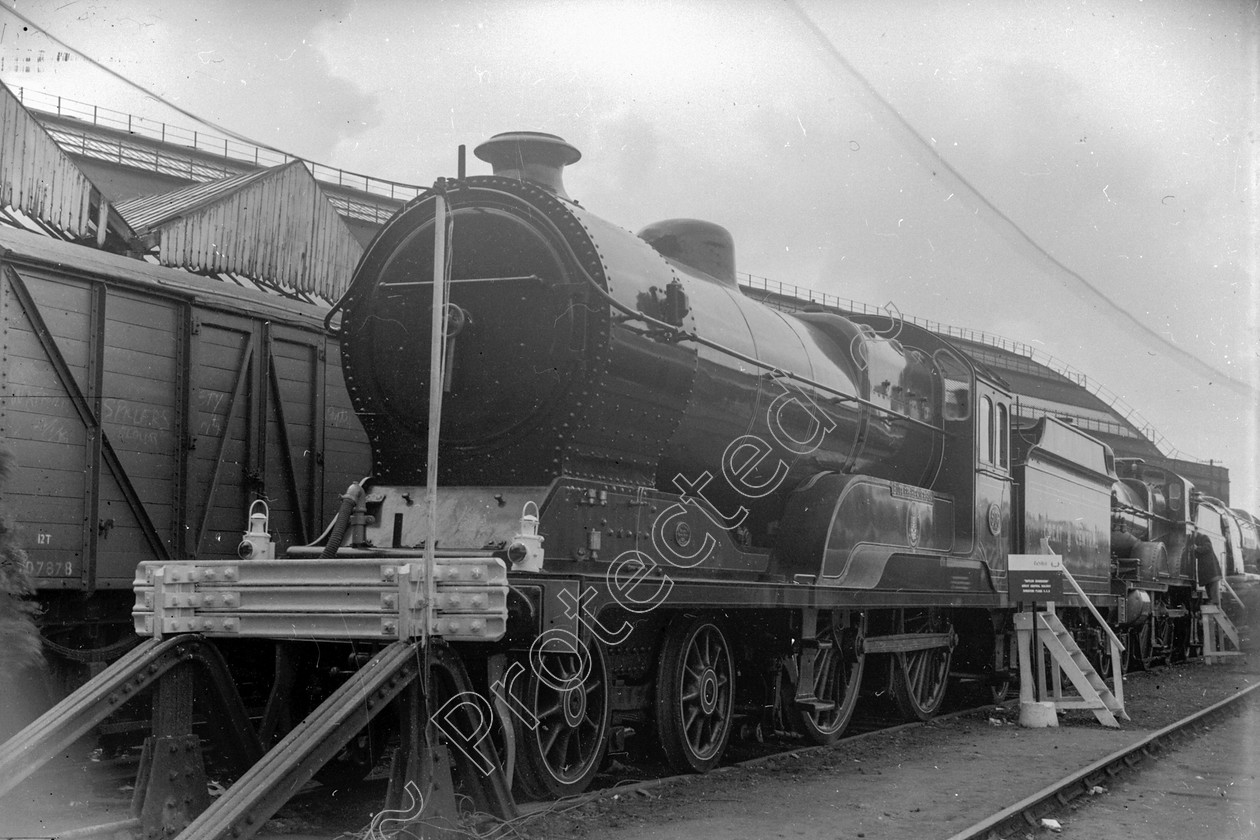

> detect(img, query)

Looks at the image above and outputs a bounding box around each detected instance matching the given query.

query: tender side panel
[1018,457,1112,596]
[1011,419,1115,599]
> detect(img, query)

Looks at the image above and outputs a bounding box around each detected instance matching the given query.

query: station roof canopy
[115,159,363,300]
[0,81,133,244]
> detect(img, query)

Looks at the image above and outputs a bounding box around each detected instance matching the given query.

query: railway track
[947,681,1260,840]
[8,660,1253,839]
[2,684,1001,839]
[493,657,1258,840]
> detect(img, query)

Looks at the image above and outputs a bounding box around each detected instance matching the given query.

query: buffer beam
[132,557,508,642]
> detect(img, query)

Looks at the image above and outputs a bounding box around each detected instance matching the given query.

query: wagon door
[264,323,330,550]
[186,310,346,558]
[95,287,185,585]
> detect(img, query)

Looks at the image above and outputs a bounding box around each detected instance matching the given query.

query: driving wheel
[889,609,953,721]
[654,616,735,773]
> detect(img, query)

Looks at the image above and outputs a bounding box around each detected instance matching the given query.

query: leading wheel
[794,614,866,745]
[514,637,611,800]
[889,609,953,721]
[654,616,735,774]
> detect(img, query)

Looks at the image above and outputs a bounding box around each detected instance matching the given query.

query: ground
[502,662,1259,840]
[2,608,1257,840]
[1052,698,1260,840]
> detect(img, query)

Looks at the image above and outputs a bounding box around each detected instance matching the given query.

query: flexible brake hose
[320,483,365,558]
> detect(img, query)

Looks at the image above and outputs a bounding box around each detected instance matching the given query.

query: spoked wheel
[988,675,1013,705]
[655,616,735,774]
[514,637,611,800]
[1187,611,1204,659]
[1094,629,1130,679]
[889,609,953,722]
[983,628,1014,705]
[794,614,867,745]
[1154,615,1174,665]
[1131,618,1155,671]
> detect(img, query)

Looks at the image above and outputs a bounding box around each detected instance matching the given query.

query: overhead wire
[0,1,287,154]
[784,0,1258,401]
[10,1,1251,433]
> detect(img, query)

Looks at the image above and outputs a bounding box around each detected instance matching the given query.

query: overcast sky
[2,0,1257,512]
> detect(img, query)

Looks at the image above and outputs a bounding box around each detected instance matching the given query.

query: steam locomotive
[324,131,1245,799]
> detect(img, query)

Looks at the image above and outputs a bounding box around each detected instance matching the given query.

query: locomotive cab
[1231,509,1260,574]
[971,377,1014,565]
[1111,458,1192,584]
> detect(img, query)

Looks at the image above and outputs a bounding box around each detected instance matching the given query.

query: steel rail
[945,680,1260,840]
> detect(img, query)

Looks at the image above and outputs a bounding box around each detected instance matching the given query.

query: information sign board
[1008,554,1062,601]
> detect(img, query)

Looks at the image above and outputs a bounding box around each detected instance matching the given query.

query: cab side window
[934,349,972,421]
[979,395,993,465]
[997,402,1009,468]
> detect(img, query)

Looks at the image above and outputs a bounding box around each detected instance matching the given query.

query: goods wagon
[0,225,369,660]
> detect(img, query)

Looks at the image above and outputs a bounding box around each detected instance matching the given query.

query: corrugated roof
[114,165,274,230]
[115,160,363,300]
[0,81,133,240]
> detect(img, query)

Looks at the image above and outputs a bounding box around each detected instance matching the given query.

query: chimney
[473,132,581,200]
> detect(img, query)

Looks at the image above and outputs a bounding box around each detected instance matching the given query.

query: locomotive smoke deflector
[473,131,582,199]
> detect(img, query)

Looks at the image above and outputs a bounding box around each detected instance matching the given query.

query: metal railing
[1012,397,1141,441]
[15,87,423,215]
[5,88,1213,464]
[739,272,1209,464]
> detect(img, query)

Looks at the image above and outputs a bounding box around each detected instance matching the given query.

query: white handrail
[1220,576,1246,611]
[1061,565,1126,653]
[1038,537,1126,653]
